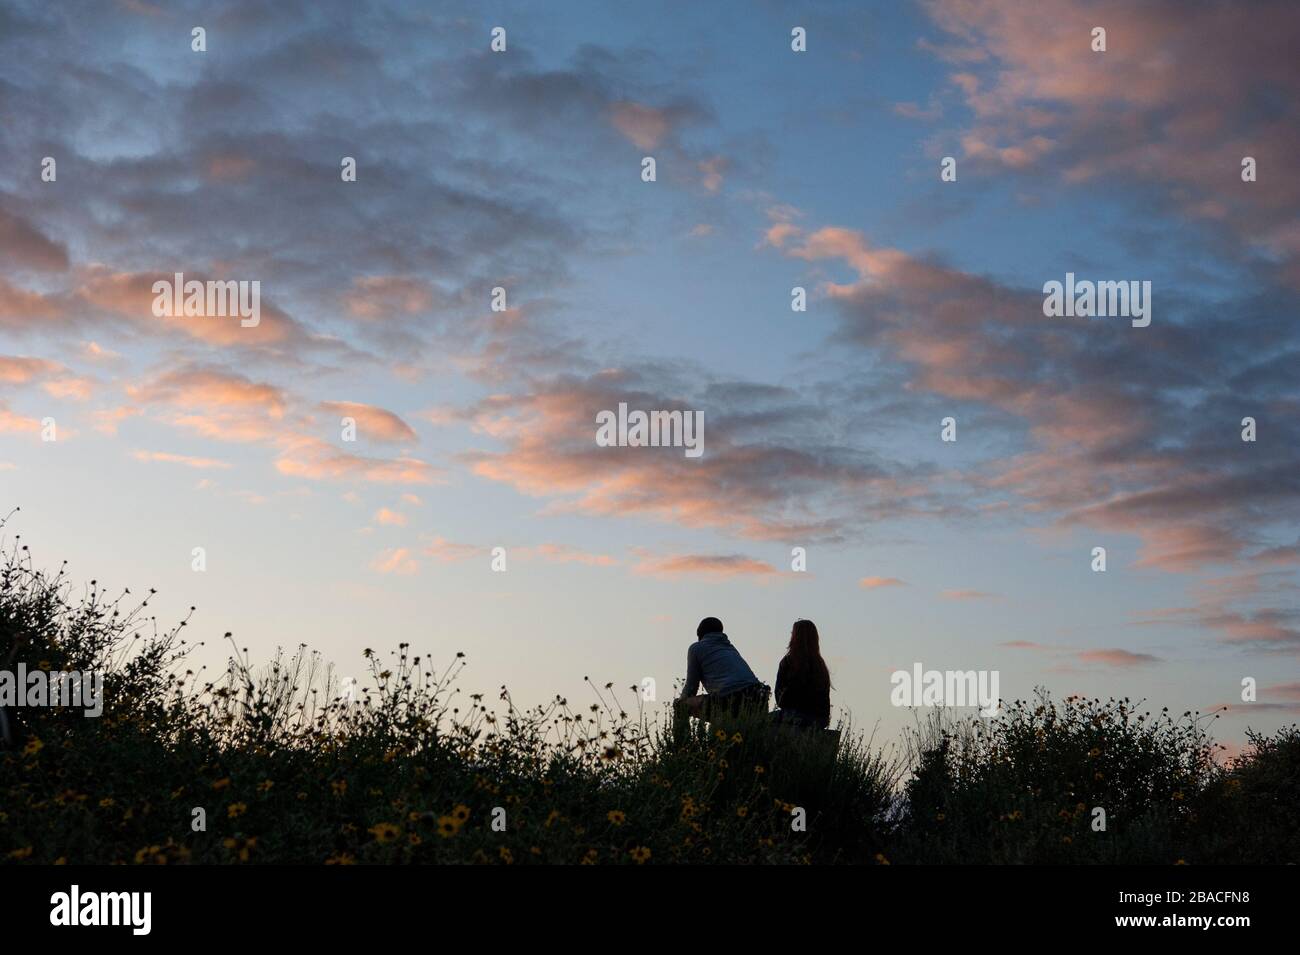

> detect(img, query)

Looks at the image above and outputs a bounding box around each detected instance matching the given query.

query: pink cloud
[860,576,907,589]
[1075,648,1161,668]
[132,450,232,470]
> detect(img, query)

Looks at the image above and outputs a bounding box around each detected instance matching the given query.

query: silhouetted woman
[772,619,832,729]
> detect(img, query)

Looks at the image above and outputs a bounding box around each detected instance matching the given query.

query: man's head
[696,617,724,638]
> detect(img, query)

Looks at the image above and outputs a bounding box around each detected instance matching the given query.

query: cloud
[420,536,481,564]
[275,439,439,486]
[518,543,618,567]
[452,368,934,543]
[319,401,417,444]
[373,508,407,527]
[132,450,232,470]
[1074,648,1161,668]
[920,0,1300,283]
[860,576,907,589]
[608,102,674,150]
[0,207,68,271]
[631,551,779,579]
[371,547,418,576]
[942,589,998,601]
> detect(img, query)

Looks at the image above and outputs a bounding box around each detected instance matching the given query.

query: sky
[1,0,1297,758]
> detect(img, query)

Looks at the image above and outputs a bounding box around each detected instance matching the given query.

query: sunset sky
[1,0,1297,755]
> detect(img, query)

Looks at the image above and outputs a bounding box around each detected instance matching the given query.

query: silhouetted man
[675,617,769,735]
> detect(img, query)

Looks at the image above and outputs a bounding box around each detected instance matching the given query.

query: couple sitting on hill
[677,616,831,731]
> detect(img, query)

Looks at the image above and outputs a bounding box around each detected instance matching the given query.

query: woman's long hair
[785,619,831,694]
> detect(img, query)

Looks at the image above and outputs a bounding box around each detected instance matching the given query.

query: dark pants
[674,683,770,742]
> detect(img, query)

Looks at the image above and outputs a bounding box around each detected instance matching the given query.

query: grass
[2,524,1296,865]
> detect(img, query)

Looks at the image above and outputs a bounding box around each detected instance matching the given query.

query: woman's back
[774,620,831,728]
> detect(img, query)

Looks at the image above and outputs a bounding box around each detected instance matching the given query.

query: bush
[2,522,1295,864]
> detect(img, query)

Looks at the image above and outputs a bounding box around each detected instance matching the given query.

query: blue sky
[1,0,1298,757]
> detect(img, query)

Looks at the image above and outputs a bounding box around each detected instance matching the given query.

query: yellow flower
[607,810,626,826]
[7,846,33,860]
[754,765,765,775]
[498,846,514,864]
[256,780,274,793]
[875,853,890,865]
[730,733,743,744]
[22,738,43,757]
[228,802,248,819]
[325,853,356,865]
[330,779,347,796]
[580,848,599,865]
[437,816,462,838]
[99,798,115,808]
[211,777,231,791]
[408,833,422,846]
[736,806,749,818]
[629,846,651,864]
[222,836,257,862]
[368,822,401,844]
[715,729,727,741]
[451,804,471,823]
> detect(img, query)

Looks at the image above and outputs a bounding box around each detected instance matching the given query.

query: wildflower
[325,853,356,865]
[134,845,165,865]
[409,833,422,846]
[736,806,749,819]
[228,802,248,819]
[257,780,274,794]
[1088,747,1101,757]
[580,849,599,865]
[223,837,257,862]
[499,846,514,864]
[330,779,347,796]
[1062,836,1073,844]
[211,777,231,791]
[451,804,470,823]
[936,813,945,822]
[99,798,115,808]
[754,765,765,775]
[629,846,652,864]
[875,853,890,865]
[437,816,462,838]
[544,809,561,828]
[731,732,743,744]
[22,738,44,757]
[7,846,33,860]
[369,822,401,844]
[715,729,727,741]
[607,810,626,826]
